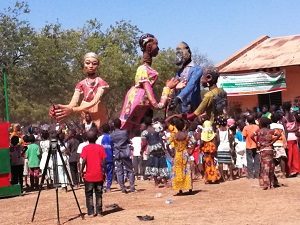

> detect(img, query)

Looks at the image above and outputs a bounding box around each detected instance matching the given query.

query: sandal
[137,215,154,221]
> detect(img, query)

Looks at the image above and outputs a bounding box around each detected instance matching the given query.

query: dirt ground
[1,177,300,225]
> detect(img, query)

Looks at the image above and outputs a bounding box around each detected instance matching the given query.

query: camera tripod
[31,132,84,224]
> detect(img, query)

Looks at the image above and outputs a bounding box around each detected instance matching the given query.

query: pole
[2,67,10,121]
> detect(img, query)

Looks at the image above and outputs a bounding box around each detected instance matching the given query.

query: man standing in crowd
[110,118,135,193]
[66,129,80,188]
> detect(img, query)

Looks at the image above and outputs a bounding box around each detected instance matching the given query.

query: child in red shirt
[81,129,106,217]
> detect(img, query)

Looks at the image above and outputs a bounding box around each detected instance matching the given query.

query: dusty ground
[1,177,300,225]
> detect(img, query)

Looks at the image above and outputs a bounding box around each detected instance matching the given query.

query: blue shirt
[97,133,114,162]
[175,61,203,113]
[235,131,244,142]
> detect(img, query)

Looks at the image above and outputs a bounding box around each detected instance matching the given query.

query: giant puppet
[119,33,179,130]
[186,67,227,122]
[169,42,203,114]
[49,52,109,127]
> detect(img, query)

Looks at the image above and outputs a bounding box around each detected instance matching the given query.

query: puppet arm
[72,88,105,112]
[186,95,211,120]
[142,81,171,109]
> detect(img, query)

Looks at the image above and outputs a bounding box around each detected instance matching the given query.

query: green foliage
[0,1,212,124]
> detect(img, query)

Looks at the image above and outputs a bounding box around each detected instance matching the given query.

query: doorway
[258,91,282,108]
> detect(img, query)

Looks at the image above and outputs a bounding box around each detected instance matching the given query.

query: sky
[1,0,300,64]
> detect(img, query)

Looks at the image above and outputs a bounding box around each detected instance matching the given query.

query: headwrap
[215,115,227,127]
[227,118,236,128]
[83,52,99,62]
[139,33,155,52]
[201,120,215,142]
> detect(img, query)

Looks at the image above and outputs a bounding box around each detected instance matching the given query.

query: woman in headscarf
[49,52,109,128]
[120,33,178,131]
[282,102,300,177]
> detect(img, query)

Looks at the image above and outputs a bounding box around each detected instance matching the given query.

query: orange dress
[201,141,220,183]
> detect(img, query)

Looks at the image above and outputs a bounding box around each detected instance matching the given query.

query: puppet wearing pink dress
[120,33,178,131]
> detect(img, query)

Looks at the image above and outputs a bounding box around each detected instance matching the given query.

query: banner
[218,71,286,96]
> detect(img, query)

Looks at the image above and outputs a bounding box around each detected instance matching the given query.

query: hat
[201,120,215,142]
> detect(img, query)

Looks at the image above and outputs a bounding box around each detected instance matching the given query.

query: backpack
[212,89,228,116]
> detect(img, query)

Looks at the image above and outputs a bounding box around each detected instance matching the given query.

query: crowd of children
[7,102,300,216]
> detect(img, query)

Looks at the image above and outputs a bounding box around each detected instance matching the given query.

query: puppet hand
[49,105,56,118]
[54,105,73,122]
[176,80,187,89]
[166,77,179,89]
[157,102,164,109]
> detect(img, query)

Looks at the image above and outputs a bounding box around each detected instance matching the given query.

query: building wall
[228,95,258,111]
[227,66,300,111]
[281,66,300,103]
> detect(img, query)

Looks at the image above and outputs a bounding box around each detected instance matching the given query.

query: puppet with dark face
[175,42,192,68]
[169,42,202,114]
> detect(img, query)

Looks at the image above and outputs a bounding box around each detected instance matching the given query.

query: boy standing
[242,115,260,179]
[81,129,106,217]
[96,123,114,192]
[25,134,41,190]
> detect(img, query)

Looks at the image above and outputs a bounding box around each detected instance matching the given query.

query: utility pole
[2,67,9,121]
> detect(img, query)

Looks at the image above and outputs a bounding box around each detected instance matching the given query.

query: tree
[0,1,35,122]
[192,49,214,68]
[0,1,214,124]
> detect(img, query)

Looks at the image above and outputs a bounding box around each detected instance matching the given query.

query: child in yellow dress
[171,118,192,195]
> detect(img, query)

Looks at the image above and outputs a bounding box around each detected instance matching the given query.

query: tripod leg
[57,148,84,219]
[56,187,61,225]
[31,148,53,222]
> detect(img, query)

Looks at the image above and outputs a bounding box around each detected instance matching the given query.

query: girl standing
[252,117,280,190]
[142,117,169,187]
[282,102,300,176]
[216,116,234,181]
[10,136,24,192]
[172,118,192,194]
[200,121,221,184]
[39,130,53,188]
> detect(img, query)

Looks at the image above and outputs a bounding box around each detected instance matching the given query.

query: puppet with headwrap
[49,52,109,128]
[169,42,203,114]
[119,33,179,131]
